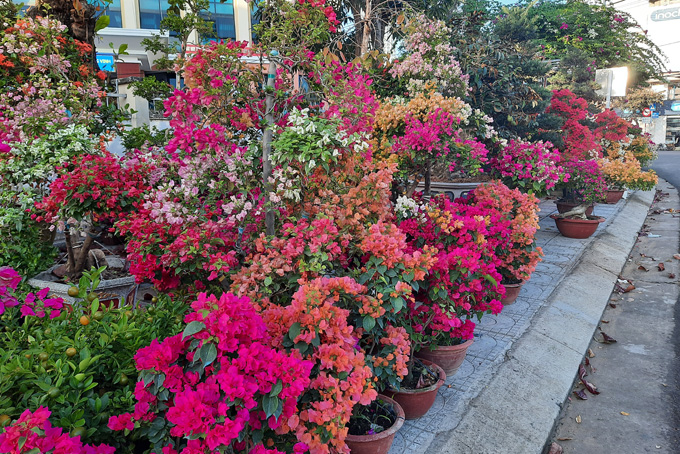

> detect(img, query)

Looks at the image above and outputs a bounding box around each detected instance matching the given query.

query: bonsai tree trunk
[554,204,589,220]
[62,226,98,279]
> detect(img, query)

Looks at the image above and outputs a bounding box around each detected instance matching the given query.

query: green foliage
[0,193,56,277]
[449,3,553,139]
[120,124,170,151]
[129,76,173,103]
[0,268,189,452]
[529,0,666,83]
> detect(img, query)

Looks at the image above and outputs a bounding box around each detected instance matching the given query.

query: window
[139,0,170,30]
[207,0,235,40]
[105,0,122,28]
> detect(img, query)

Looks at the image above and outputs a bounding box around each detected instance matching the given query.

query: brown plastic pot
[555,200,594,216]
[550,214,605,239]
[605,190,624,204]
[415,339,473,377]
[345,395,405,454]
[387,359,446,420]
[500,281,524,305]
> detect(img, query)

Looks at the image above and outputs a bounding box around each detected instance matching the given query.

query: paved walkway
[389,189,656,454]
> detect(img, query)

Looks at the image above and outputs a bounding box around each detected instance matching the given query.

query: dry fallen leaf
[621,411,630,416]
[669,273,676,279]
[557,438,573,441]
[638,265,648,271]
[658,263,665,271]
[673,254,680,260]
[601,320,610,324]
[588,348,595,358]
[609,303,618,308]
[601,331,617,343]
[548,442,564,454]
[575,415,582,424]
[581,378,600,395]
[574,389,588,400]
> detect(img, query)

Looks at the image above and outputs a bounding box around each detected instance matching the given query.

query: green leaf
[262,395,280,418]
[288,322,302,341]
[363,315,376,332]
[270,380,283,397]
[264,276,273,286]
[199,343,217,368]
[95,15,110,33]
[182,321,206,340]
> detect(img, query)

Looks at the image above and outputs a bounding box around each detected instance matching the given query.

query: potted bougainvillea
[394,194,504,410]
[556,159,607,216]
[489,139,567,197]
[464,181,543,305]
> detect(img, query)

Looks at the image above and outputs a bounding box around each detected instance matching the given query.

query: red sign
[642,108,652,117]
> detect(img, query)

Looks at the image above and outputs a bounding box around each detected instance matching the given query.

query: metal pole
[262,50,278,236]
[606,70,613,109]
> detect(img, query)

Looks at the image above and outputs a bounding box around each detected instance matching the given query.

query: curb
[429,188,656,454]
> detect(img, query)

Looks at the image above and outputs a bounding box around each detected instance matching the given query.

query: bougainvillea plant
[558,158,608,206]
[397,195,505,348]
[489,139,567,196]
[373,91,492,196]
[0,407,115,454]
[108,291,313,454]
[598,146,658,191]
[0,16,106,143]
[464,181,543,284]
[34,152,154,279]
[545,89,601,160]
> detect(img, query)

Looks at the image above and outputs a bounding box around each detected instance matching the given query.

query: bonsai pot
[345,395,405,454]
[605,189,624,204]
[415,338,473,377]
[550,214,605,239]
[28,264,136,305]
[500,280,524,305]
[555,200,594,216]
[386,359,446,420]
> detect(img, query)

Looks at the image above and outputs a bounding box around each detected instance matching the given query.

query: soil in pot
[550,214,605,239]
[387,359,446,420]
[555,200,594,216]
[346,395,405,454]
[415,338,473,377]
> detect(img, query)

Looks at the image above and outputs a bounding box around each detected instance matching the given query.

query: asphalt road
[651,151,680,189]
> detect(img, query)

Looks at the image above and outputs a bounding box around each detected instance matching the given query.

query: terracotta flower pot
[500,281,524,305]
[605,190,624,204]
[550,214,605,239]
[555,200,594,216]
[387,359,446,420]
[345,395,405,454]
[415,339,473,377]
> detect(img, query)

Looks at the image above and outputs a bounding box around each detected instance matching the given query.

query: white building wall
[616,0,680,71]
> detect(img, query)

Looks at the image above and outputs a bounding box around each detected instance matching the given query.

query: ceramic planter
[387,359,446,420]
[605,190,624,204]
[28,264,136,305]
[345,395,405,454]
[500,281,524,305]
[415,339,473,377]
[550,215,605,239]
[555,200,594,217]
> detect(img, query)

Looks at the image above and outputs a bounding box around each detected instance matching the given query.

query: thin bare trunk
[360,0,372,56]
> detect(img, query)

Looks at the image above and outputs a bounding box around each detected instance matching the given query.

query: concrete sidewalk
[389,186,656,454]
[550,179,680,454]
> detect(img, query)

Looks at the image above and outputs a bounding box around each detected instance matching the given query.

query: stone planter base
[28,264,136,306]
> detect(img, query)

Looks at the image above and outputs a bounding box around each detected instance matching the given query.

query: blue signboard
[96,54,115,72]
[652,111,660,118]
